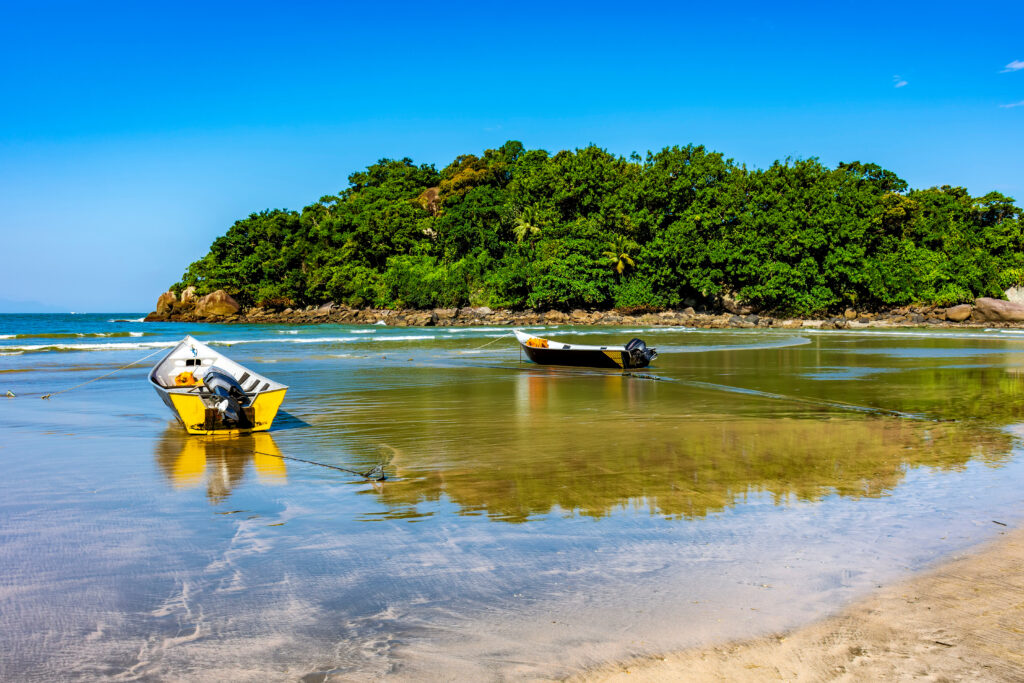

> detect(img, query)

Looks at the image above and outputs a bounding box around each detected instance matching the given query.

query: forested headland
[171,141,1023,316]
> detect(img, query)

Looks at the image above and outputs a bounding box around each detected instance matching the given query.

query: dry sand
[573,524,1024,682]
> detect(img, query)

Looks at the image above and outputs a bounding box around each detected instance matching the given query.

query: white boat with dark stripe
[513,329,657,369]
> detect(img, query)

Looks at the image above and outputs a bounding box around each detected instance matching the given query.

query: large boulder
[155,291,177,316]
[1006,287,1024,304]
[544,310,569,323]
[720,289,754,315]
[945,304,972,322]
[406,312,434,327]
[180,286,198,303]
[195,290,241,318]
[973,297,1024,322]
[458,306,493,319]
[433,308,457,323]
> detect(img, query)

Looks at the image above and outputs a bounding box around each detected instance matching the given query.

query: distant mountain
[0,298,68,313]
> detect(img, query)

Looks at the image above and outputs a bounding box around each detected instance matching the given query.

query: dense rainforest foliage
[173,141,1024,316]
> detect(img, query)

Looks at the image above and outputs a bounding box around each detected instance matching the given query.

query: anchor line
[28,346,171,400]
[622,371,934,421]
[459,332,515,353]
[252,449,386,481]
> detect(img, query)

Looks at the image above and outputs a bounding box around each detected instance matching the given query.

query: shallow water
[2,315,1024,680]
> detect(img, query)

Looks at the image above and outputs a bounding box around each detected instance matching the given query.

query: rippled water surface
[2,314,1024,680]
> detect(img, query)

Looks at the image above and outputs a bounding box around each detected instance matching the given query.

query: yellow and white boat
[150,335,287,435]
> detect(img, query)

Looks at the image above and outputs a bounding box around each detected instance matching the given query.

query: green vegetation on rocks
[173,142,1023,316]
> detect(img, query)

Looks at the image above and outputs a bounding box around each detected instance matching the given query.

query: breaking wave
[1,334,445,354]
[0,341,177,353]
[0,331,150,340]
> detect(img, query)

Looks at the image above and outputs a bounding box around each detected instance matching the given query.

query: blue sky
[1,0,1022,311]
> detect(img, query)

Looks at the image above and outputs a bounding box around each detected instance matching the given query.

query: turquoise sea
[2,313,1024,680]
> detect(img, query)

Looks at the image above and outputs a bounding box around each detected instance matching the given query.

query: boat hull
[151,336,288,435]
[521,344,651,369]
[153,385,287,435]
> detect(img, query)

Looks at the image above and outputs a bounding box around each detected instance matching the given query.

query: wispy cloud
[1001,60,1024,73]
[999,101,1024,108]
[893,75,908,88]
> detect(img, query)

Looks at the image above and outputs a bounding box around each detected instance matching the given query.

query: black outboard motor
[625,338,658,367]
[197,366,250,424]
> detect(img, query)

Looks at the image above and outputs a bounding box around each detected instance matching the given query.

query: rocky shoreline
[144,288,1024,330]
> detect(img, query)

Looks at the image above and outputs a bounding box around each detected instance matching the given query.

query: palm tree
[513,206,544,243]
[602,236,639,278]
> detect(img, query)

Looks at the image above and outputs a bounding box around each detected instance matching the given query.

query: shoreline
[572,523,1024,681]
[145,296,1024,331]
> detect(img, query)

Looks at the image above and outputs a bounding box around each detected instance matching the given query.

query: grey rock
[974,297,1024,322]
[720,290,754,315]
[1005,286,1024,304]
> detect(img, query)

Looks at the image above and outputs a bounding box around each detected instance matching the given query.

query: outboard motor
[625,338,658,366]
[195,366,250,424]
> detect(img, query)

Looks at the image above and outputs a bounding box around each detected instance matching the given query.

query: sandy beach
[577,524,1024,682]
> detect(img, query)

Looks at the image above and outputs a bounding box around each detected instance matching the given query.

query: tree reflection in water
[361,370,1015,522]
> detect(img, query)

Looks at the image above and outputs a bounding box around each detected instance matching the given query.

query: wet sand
[576,524,1024,682]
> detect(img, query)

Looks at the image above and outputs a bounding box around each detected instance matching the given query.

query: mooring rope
[504,364,934,420]
[459,332,514,353]
[622,371,935,420]
[32,346,170,400]
[252,449,387,481]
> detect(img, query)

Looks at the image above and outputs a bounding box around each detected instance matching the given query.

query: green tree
[602,236,639,278]
[172,141,1023,315]
[513,206,544,243]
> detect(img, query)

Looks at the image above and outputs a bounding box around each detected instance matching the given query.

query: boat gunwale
[149,335,288,394]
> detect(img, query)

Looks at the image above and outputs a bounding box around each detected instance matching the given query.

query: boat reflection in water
[154,428,287,503]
